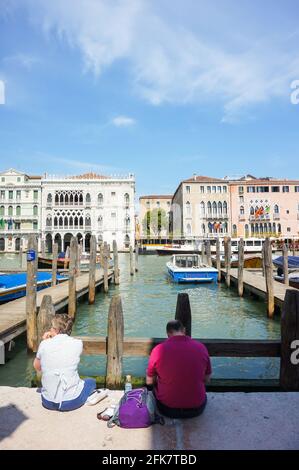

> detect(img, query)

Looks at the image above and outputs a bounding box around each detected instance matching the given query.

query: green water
[0,254,280,386]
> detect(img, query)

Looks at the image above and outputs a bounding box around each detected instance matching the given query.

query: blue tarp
[272,256,299,269]
[0,272,66,289]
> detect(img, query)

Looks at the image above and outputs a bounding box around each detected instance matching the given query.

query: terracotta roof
[182,175,225,183]
[139,195,173,200]
[69,172,108,180]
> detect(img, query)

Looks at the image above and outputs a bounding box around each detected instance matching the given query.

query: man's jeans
[41,378,96,412]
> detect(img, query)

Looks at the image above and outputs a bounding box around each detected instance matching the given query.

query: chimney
[193,173,197,181]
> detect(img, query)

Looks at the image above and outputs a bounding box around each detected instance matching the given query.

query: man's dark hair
[166,319,185,334]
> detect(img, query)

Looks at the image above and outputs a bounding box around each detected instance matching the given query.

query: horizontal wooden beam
[75,336,281,358]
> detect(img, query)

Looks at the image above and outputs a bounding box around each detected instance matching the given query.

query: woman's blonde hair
[51,314,73,335]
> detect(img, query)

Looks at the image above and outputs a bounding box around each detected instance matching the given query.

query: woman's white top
[36,334,84,405]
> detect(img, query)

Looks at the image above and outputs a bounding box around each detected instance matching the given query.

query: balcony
[249,214,271,221]
[273,213,280,220]
[238,215,246,221]
[203,214,228,220]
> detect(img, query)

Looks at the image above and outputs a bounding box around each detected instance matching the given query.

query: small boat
[0,272,68,303]
[212,254,239,268]
[211,254,263,269]
[166,254,218,283]
[157,244,200,256]
[38,253,69,269]
[272,256,299,272]
[274,272,299,289]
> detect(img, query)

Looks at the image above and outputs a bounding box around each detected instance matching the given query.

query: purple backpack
[107,388,164,429]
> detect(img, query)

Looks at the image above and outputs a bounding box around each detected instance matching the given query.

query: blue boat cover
[0,272,66,289]
[273,256,299,269]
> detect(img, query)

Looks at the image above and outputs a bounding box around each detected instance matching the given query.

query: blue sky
[0,0,299,199]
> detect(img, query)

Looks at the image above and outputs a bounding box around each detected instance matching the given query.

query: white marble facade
[0,169,135,252]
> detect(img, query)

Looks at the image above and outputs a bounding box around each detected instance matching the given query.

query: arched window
[74,216,78,228]
[255,223,259,233]
[16,206,21,216]
[273,222,276,233]
[200,201,205,215]
[125,216,130,228]
[33,205,38,216]
[223,201,227,215]
[79,193,83,204]
[260,224,264,234]
[274,204,279,214]
[47,194,52,204]
[54,217,58,227]
[86,193,91,204]
[79,216,83,227]
[124,193,130,205]
[218,201,222,214]
[245,224,249,237]
[59,217,63,227]
[60,193,64,204]
[46,216,52,227]
[251,224,255,234]
[85,216,91,227]
[65,194,69,205]
[69,217,73,228]
[202,223,205,234]
[98,193,103,206]
[74,194,78,205]
[8,205,13,216]
[240,206,244,215]
[186,201,191,215]
[212,201,217,215]
[0,206,4,216]
[64,217,68,228]
[186,223,192,235]
[98,216,103,229]
[232,224,237,236]
[207,202,212,215]
[278,223,281,233]
[70,193,73,204]
[250,206,254,215]
[55,194,59,205]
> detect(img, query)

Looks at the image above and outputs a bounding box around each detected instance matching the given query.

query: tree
[142,208,168,238]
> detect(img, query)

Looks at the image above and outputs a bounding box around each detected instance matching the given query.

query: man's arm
[204,374,211,385]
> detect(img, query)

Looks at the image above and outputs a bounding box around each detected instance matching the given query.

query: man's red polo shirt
[147,335,211,409]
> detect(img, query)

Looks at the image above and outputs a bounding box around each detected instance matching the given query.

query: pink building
[229,176,299,239]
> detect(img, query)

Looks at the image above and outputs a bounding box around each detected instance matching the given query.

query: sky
[0,0,299,200]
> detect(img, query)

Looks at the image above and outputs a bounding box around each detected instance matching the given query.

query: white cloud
[0,80,5,104]
[111,115,136,127]
[3,53,40,69]
[21,0,299,121]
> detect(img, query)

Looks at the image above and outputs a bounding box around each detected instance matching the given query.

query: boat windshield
[174,255,199,268]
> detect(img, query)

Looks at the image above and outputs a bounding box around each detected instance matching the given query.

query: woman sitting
[33,314,96,411]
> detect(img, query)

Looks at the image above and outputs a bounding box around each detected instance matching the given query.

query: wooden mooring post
[135,245,139,272]
[216,238,221,282]
[103,242,109,293]
[113,240,120,285]
[68,236,78,319]
[37,295,55,347]
[51,243,58,287]
[206,240,212,266]
[26,235,38,352]
[100,243,104,267]
[238,238,244,297]
[224,236,231,287]
[283,243,289,287]
[264,238,274,318]
[175,293,192,337]
[280,289,299,391]
[106,295,124,389]
[88,235,97,304]
[130,245,134,276]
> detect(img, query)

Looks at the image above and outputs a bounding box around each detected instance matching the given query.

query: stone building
[0,168,42,252]
[139,195,172,241]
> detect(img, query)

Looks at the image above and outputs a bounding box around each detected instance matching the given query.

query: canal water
[0,253,280,387]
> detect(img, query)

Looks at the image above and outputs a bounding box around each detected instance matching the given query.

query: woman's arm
[33,357,41,372]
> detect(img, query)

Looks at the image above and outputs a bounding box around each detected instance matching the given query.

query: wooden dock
[0,268,113,347]
[221,268,295,307]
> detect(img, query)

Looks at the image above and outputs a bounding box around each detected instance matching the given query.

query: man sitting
[146,320,211,419]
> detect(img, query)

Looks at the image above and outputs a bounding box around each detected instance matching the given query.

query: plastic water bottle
[125,375,132,393]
